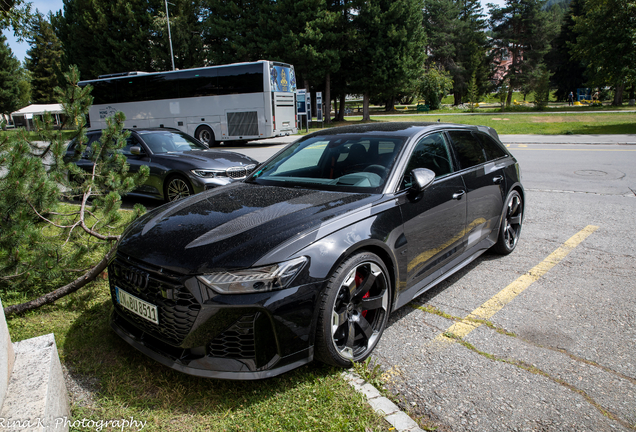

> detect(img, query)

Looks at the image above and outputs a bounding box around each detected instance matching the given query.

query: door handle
[493,175,504,184]
[452,190,466,200]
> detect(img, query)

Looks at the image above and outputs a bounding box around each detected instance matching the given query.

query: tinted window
[145,73,179,100]
[138,131,206,154]
[121,136,141,156]
[476,133,508,160]
[177,68,218,98]
[217,64,264,95]
[401,132,453,189]
[117,75,145,103]
[91,80,114,104]
[448,130,487,169]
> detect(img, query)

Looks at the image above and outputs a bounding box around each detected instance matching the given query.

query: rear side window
[476,133,508,160]
[448,130,487,169]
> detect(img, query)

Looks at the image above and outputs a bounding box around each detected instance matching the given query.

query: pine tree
[1,66,148,315]
[489,0,558,106]
[351,0,427,115]
[0,34,21,115]
[570,0,636,105]
[53,0,157,78]
[544,0,585,101]
[203,0,277,64]
[26,12,63,104]
[423,0,489,105]
[150,0,206,70]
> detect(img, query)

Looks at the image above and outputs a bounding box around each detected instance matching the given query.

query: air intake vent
[227,111,258,137]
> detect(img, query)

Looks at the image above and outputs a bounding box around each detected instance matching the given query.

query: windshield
[139,131,207,154]
[247,134,407,193]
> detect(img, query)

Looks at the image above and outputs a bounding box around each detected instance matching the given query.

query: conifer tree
[351,0,427,115]
[26,12,63,104]
[53,0,157,78]
[570,0,636,105]
[544,0,585,100]
[150,0,206,70]
[0,34,21,115]
[489,0,557,106]
[1,67,148,316]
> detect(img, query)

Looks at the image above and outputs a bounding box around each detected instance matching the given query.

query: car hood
[117,182,377,274]
[153,150,257,168]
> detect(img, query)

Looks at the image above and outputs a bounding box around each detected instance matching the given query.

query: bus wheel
[195,125,216,147]
[164,175,194,202]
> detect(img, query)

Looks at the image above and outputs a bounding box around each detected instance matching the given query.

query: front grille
[226,165,256,179]
[109,256,200,346]
[208,314,257,359]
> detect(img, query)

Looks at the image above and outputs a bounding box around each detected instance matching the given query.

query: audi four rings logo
[123,268,149,290]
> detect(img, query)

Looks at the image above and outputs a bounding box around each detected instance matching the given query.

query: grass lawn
[309,112,636,135]
[3,203,399,432]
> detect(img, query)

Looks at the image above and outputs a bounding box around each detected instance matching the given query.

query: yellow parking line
[430,225,599,350]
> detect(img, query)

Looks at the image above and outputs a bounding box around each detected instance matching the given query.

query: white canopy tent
[11,104,65,130]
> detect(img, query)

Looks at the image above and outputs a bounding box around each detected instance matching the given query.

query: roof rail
[97,71,149,79]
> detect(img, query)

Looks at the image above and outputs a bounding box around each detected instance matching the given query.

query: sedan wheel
[493,190,523,254]
[315,253,390,367]
[165,176,193,202]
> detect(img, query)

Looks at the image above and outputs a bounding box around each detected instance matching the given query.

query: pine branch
[3,244,117,316]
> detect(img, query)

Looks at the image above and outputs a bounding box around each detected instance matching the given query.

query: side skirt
[394,238,493,311]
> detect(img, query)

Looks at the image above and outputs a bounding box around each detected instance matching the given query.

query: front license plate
[116,287,159,325]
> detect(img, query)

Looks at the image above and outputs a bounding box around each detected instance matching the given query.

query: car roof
[305,122,487,138]
[86,127,182,135]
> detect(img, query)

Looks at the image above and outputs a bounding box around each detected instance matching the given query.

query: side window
[476,133,508,161]
[120,136,141,156]
[79,134,101,158]
[448,130,487,169]
[401,132,453,189]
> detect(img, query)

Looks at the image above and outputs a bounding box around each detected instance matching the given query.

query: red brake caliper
[355,272,369,318]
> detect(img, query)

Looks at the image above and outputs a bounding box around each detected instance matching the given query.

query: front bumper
[108,255,324,379]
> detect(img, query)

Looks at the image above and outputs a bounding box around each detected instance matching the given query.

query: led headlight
[197,256,308,294]
[191,169,225,178]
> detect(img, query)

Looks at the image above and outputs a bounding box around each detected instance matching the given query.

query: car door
[397,132,467,292]
[447,130,506,251]
[121,135,164,197]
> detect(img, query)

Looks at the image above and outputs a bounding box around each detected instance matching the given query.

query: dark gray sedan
[66,128,258,202]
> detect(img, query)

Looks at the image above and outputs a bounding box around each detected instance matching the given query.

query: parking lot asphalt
[370,143,636,431]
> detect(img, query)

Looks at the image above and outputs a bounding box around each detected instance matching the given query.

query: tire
[492,190,523,255]
[164,175,194,202]
[195,125,216,147]
[315,252,391,367]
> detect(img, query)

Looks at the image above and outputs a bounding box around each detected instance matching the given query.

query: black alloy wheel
[493,190,523,254]
[315,252,390,367]
[164,175,194,202]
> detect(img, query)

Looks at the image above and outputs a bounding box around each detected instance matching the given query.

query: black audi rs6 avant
[109,122,524,379]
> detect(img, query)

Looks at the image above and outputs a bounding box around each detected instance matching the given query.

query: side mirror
[410,168,435,193]
[130,146,143,156]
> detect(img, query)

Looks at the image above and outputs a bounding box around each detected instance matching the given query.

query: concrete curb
[0,298,69,432]
[342,371,425,432]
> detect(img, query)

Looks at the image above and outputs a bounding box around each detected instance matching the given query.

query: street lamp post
[165,0,175,71]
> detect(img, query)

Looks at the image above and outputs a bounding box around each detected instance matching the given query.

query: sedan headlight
[191,169,225,178]
[197,256,308,294]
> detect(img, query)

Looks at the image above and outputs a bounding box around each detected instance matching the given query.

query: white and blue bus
[79,60,298,146]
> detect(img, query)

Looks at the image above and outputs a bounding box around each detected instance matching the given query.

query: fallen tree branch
[4,244,117,316]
